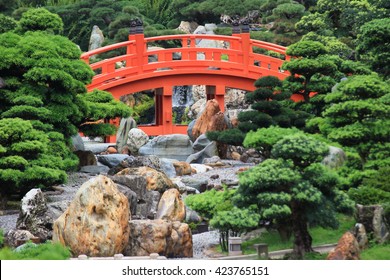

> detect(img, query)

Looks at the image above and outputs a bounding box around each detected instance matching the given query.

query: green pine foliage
[0,242,71,260]
[236,130,354,258]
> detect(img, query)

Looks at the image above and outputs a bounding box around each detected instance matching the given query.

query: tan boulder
[192,99,222,140]
[156,189,186,222]
[173,161,194,176]
[52,175,130,257]
[116,166,175,193]
[125,219,192,258]
[327,231,360,260]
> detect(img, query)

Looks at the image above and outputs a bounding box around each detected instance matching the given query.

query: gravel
[192,230,220,259]
[0,214,18,234]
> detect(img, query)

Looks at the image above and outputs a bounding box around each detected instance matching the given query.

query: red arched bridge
[81,24,293,138]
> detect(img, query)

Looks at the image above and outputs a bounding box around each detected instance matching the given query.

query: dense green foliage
[236,130,354,258]
[0,242,71,260]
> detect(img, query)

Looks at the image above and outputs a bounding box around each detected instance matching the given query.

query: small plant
[0,242,71,260]
[0,229,4,248]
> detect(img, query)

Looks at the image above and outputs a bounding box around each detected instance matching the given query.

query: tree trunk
[291,203,313,259]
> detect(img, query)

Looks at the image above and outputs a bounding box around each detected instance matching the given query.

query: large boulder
[115,167,176,193]
[180,177,209,193]
[126,128,149,155]
[186,141,218,163]
[53,176,130,257]
[97,154,130,168]
[139,134,194,161]
[327,231,360,260]
[107,155,161,176]
[192,99,228,139]
[356,204,389,243]
[16,189,52,242]
[88,25,104,52]
[116,117,137,154]
[156,189,186,222]
[71,134,85,151]
[125,220,192,258]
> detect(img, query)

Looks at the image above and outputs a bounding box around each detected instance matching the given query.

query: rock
[356,204,389,243]
[97,154,130,168]
[188,99,206,124]
[137,190,161,219]
[106,147,118,154]
[225,88,247,109]
[5,229,38,248]
[116,167,176,193]
[180,177,209,193]
[231,151,241,161]
[171,178,199,195]
[156,189,186,222]
[71,134,85,151]
[127,128,149,155]
[116,117,137,154]
[194,25,207,35]
[354,223,369,250]
[187,119,197,142]
[74,150,97,167]
[192,99,221,140]
[111,174,148,201]
[139,134,194,161]
[327,232,360,260]
[88,25,104,52]
[192,85,206,103]
[241,228,266,242]
[190,164,213,174]
[185,207,202,223]
[107,155,161,175]
[205,23,217,32]
[47,200,71,222]
[160,158,178,178]
[322,146,347,168]
[79,165,109,175]
[192,134,211,151]
[0,76,5,88]
[169,221,193,258]
[116,184,138,219]
[125,220,192,258]
[53,175,130,257]
[186,141,218,164]
[16,189,52,241]
[176,21,198,34]
[202,156,221,164]
[173,162,194,176]
[84,143,113,154]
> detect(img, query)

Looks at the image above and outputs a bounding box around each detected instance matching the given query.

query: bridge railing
[81,32,289,90]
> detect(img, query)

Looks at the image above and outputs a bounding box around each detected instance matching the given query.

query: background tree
[356,18,390,78]
[235,131,354,258]
[17,7,63,33]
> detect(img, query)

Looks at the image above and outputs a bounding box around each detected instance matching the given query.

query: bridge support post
[162,86,173,134]
[215,84,225,113]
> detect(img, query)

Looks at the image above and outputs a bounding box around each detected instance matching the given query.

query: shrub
[0,242,71,260]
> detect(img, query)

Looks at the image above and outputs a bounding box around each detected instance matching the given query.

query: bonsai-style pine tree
[207,76,306,147]
[235,130,354,258]
[0,118,67,207]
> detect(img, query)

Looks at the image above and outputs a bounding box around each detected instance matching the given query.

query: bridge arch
[81,24,292,138]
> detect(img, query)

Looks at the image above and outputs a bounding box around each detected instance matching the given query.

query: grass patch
[0,242,71,260]
[241,214,355,254]
[361,243,390,260]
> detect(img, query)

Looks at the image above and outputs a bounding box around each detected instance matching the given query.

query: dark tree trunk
[291,203,313,259]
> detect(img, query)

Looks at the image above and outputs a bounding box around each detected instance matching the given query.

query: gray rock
[84,143,113,154]
[192,134,211,151]
[202,156,221,164]
[116,117,137,153]
[108,155,162,175]
[185,207,202,224]
[186,141,218,163]
[88,25,104,52]
[47,200,71,222]
[205,23,217,32]
[79,165,109,175]
[354,223,368,250]
[180,177,209,193]
[116,184,138,218]
[187,119,197,141]
[191,164,213,174]
[74,150,97,167]
[97,154,130,168]
[160,158,179,178]
[111,175,147,200]
[137,191,161,219]
[322,146,347,168]
[356,204,389,243]
[127,128,149,155]
[16,189,52,241]
[5,229,37,248]
[71,134,85,151]
[139,134,194,161]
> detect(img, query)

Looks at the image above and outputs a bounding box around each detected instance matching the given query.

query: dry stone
[16,189,52,242]
[192,99,221,140]
[53,175,130,257]
[356,204,389,243]
[327,232,360,260]
[5,229,38,248]
[125,219,192,258]
[116,166,176,193]
[126,128,149,155]
[88,25,104,52]
[173,161,194,176]
[156,189,186,222]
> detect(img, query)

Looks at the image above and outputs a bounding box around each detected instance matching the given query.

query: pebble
[192,230,220,259]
